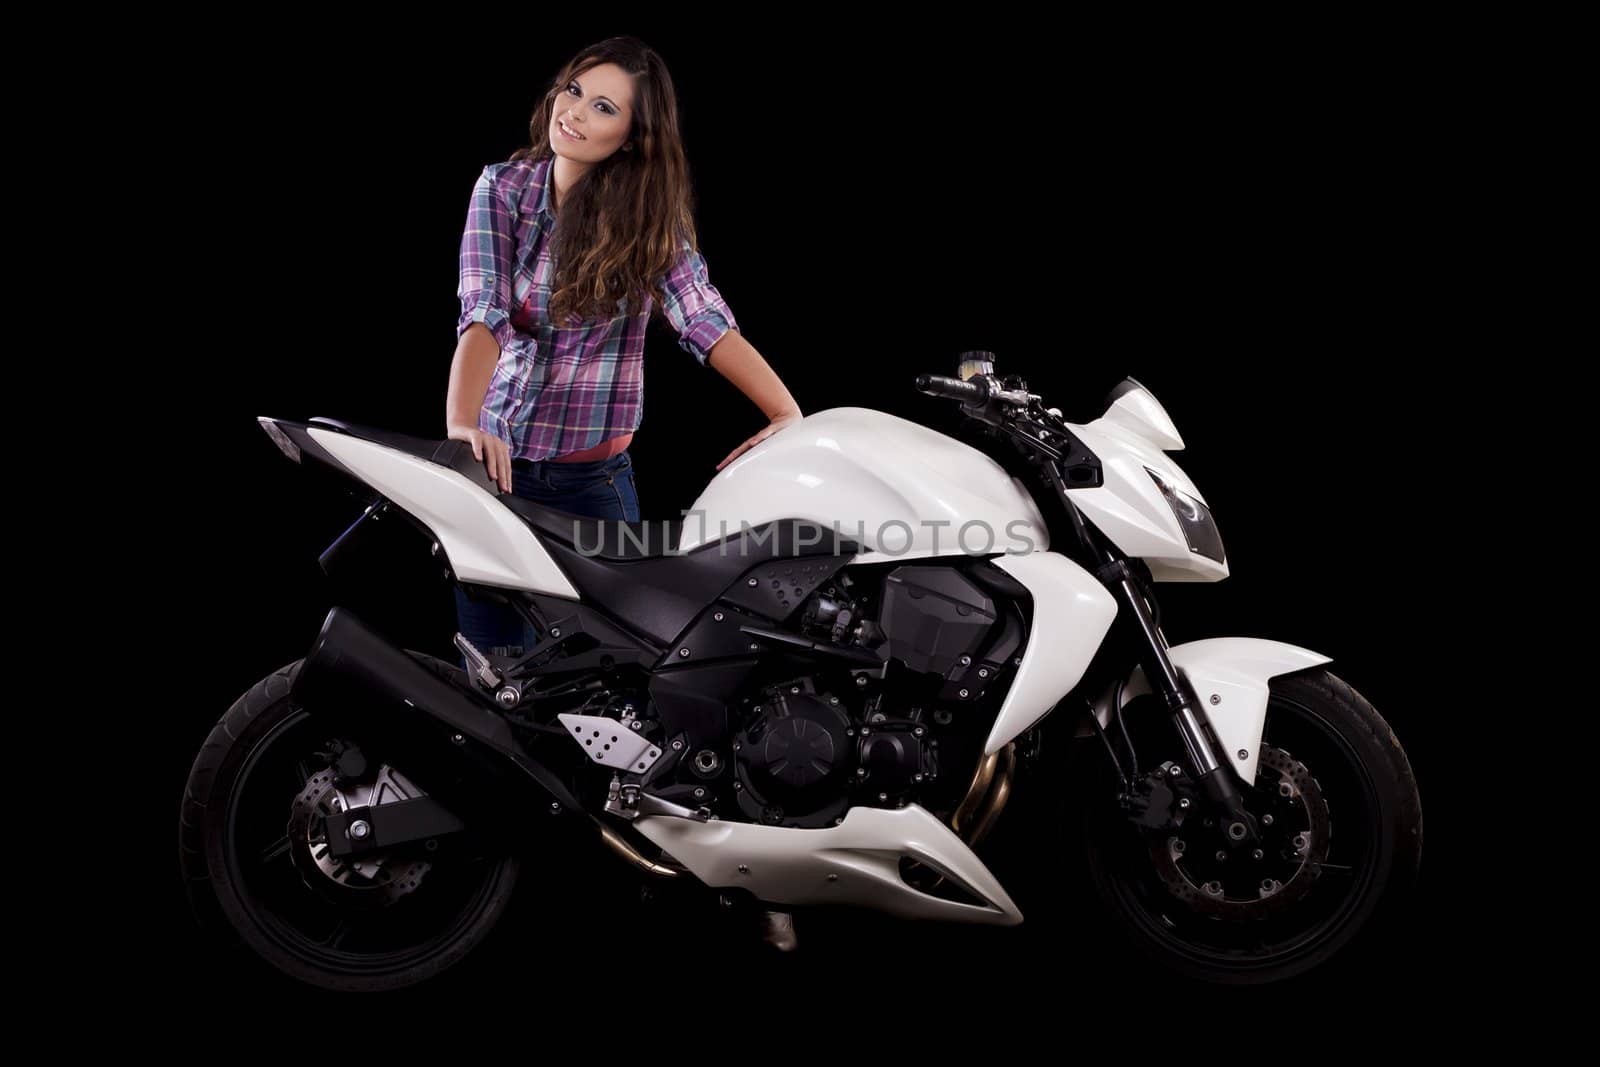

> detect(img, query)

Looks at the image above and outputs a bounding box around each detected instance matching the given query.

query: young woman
[446,36,804,659]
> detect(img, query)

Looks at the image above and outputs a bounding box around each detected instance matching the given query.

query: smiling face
[549,62,637,163]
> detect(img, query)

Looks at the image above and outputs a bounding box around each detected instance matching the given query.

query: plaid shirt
[457,154,739,461]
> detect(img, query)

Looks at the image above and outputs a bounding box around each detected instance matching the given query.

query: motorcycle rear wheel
[178,655,521,992]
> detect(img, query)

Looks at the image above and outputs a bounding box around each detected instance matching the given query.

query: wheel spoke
[258,834,291,866]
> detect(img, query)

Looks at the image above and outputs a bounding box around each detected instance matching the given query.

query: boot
[759,909,798,952]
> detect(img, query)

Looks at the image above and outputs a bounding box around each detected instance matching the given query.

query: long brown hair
[510,37,701,327]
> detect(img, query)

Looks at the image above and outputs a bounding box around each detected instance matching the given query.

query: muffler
[290,606,585,844]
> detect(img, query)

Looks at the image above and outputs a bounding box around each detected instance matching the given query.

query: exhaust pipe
[951,743,1016,847]
[290,607,585,842]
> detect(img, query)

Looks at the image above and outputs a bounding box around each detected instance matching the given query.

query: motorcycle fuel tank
[679,407,1050,562]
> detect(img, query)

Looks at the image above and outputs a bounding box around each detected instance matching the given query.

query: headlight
[1146,468,1225,563]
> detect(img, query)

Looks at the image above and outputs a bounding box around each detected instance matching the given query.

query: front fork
[1099,558,1258,845]
[1047,465,1259,845]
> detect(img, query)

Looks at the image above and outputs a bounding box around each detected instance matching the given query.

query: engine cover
[878,566,996,675]
[733,689,853,827]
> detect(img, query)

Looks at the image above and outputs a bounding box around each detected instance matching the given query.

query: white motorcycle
[179,353,1422,990]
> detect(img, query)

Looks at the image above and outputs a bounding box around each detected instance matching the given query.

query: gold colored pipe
[965,744,1015,848]
[951,749,1000,837]
[598,824,682,878]
[950,741,1017,845]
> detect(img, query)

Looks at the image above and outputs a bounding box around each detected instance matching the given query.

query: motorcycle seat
[499,498,683,561]
[305,417,679,560]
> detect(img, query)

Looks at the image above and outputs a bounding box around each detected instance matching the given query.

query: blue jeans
[453,449,640,664]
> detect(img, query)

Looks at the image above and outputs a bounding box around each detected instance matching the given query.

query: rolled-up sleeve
[456,166,517,354]
[657,240,739,366]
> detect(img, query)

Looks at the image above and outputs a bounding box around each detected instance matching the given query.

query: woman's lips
[558,120,585,141]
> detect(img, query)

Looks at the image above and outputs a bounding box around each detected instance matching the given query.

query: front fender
[1096,638,1332,783]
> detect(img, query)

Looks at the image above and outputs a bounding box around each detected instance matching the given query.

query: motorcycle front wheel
[1077,667,1423,984]
[178,655,522,992]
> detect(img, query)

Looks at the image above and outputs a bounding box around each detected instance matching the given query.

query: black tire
[178,653,522,992]
[1075,667,1423,985]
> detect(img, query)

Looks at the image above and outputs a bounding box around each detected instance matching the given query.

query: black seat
[308,417,503,496]
[307,417,450,463]
[499,497,683,561]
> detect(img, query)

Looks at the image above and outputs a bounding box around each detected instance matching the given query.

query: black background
[122,18,1487,1006]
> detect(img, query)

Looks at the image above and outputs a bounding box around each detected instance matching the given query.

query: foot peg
[604,774,703,820]
[453,633,503,689]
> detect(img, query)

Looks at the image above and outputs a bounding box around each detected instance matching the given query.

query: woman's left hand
[716,409,803,471]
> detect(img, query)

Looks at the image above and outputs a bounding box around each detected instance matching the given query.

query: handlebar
[914,364,1089,472]
[915,374,987,403]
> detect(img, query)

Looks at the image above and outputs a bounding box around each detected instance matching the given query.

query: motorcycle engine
[729,678,938,827]
[590,563,1020,830]
[724,565,1017,828]
[805,564,1020,705]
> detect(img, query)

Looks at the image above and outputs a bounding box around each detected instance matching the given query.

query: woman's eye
[567,83,612,114]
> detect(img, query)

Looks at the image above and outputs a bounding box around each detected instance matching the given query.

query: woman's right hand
[447,423,514,494]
